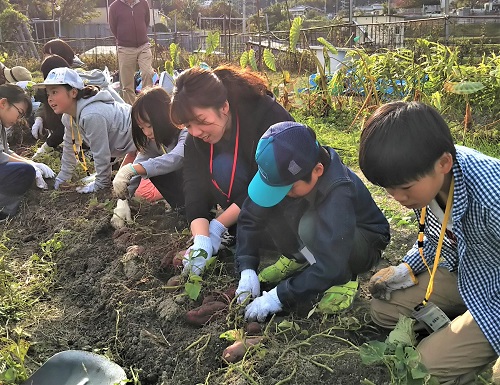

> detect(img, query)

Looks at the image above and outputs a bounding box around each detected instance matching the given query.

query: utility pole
[243,0,246,34]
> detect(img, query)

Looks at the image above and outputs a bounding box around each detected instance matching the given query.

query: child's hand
[113,164,137,199]
[208,218,227,254]
[235,269,260,304]
[244,288,282,322]
[181,235,213,276]
[368,263,418,300]
[111,199,132,229]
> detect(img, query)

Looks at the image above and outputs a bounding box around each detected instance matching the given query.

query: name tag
[412,302,451,333]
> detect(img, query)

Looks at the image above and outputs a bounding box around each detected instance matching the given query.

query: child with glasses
[0,84,55,219]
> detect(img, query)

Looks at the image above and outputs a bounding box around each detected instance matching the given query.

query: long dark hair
[42,39,75,66]
[170,65,268,126]
[0,83,32,117]
[132,87,179,152]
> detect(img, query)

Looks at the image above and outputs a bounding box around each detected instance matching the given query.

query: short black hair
[359,101,456,187]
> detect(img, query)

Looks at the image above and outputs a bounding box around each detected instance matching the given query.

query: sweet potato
[222,337,264,363]
[164,275,182,292]
[160,249,177,269]
[126,245,145,256]
[185,301,227,326]
[172,249,187,268]
[245,322,262,335]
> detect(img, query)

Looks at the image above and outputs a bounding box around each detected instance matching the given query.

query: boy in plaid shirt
[359,101,499,383]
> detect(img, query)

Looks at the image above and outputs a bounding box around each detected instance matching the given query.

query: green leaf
[249,49,258,71]
[317,37,338,55]
[444,81,485,95]
[206,31,220,55]
[277,320,300,331]
[289,17,303,52]
[219,329,241,341]
[189,55,199,68]
[387,315,416,346]
[410,362,428,380]
[263,48,276,72]
[164,60,174,75]
[185,282,201,300]
[240,51,249,69]
[359,341,387,365]
[169,43,179,65]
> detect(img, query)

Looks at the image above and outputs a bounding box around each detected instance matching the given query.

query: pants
[0,162,35,216]
[117,43,154,105]
[149,169,184,209]
[371,268,497,384]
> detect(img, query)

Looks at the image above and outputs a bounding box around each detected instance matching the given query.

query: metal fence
[1,15,497,66]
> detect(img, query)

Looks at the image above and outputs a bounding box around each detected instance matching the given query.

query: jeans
[0,162,35,216]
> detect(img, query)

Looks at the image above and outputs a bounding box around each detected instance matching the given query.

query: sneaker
[258,255,307,283]
[316,279,359,314]
[220,230,236,248]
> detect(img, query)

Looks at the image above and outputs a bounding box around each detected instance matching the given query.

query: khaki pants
[371,268,497,384]
[117,43,154,105]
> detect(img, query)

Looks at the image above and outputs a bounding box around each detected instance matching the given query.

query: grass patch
[0,230,70,382]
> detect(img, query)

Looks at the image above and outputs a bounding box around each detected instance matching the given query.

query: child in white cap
[35,67,135,193]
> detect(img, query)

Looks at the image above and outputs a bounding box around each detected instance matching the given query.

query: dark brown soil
[2,129,416,385]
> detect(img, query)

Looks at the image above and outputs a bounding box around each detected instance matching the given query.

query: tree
[13,0,98,24]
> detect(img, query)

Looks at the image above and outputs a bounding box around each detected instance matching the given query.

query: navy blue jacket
[235,147,390,306]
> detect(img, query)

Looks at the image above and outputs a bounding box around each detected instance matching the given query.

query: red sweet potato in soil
[164,275,182,292]
[245,322,262,335]
[222,337,265,363]
[185,301,227,326]
[172,249,187,268]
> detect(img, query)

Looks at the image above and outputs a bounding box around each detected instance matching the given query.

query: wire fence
[0,16,498,68]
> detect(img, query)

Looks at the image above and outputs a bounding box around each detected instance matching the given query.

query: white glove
[368,263,418,301]
[31,117,45,139]
[236,269,260,304]
[113,164,137,199]
[244,288,282,322]
[110,199,132,229]
[34,168,48,189]
[76,180,97,194]
[54,177,65,190]
[31,162,55,178]
[182,235,213,276]
[32,142,51,159]
[208,218,227,254]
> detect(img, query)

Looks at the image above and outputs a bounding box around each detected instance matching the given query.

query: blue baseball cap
[248,121,320,207]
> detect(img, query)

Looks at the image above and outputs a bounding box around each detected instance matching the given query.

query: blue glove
[245,288,282,322]
[235,269,260,304]
[182,235,213,276]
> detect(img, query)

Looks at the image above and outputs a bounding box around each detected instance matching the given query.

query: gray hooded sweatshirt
[58,90,135,189]
[0,123,14,164]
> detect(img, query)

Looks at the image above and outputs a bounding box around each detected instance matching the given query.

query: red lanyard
[209,113,240,203]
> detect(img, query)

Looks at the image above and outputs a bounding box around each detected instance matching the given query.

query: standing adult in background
[109,0,154,105]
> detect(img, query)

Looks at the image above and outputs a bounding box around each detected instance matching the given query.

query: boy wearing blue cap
[234,121,390,321]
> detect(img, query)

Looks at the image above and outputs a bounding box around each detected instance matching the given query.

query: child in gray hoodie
[36,67,136,193]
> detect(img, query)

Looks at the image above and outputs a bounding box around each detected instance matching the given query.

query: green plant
[0,336,30,383]
[360,315,438,385]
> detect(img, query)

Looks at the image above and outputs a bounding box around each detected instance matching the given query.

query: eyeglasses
[10,103,25,120]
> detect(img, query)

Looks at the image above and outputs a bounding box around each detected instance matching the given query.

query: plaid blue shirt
[404,146,500,355]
